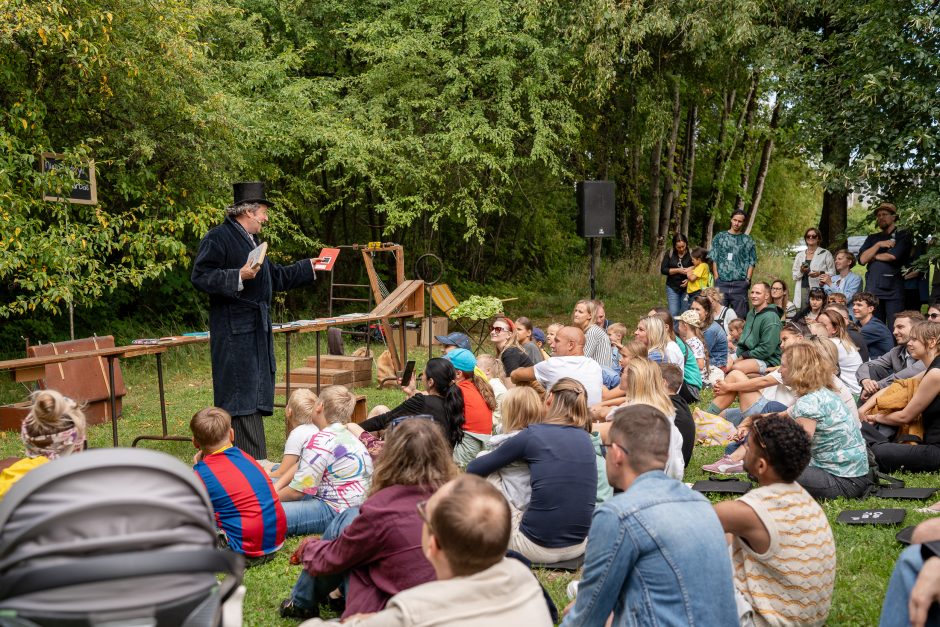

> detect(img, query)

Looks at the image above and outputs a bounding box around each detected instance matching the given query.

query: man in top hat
[859,201,911,325]
[192,182,318,460]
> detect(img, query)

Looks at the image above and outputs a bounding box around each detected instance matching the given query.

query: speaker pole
[589,237,597,300]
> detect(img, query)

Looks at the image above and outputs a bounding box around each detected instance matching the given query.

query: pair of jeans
[283,496,340,537]
[717,279,751,320]
[880,546,940,626]
[797,466,871,500]
[290,506,361,611]
[562,471,739,627]
[665,286,688,319]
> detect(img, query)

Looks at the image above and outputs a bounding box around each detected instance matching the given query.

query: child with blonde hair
[268,388,320,491]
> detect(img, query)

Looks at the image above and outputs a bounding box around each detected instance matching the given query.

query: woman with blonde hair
[1,390,86,499]
[467,378,596,562]
[282,418,458,620]
[706,286,738,335]
[611,358,685,479]
[572,299,613,369]
[634,315,684,370]
[816,309,862,396]
[780,342,870,498]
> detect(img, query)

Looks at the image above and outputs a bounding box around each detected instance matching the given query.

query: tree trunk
[705,215,715,250]
[819,141,850,249]
[681,103,697,238]
[647,138,663,250]
[744,99,781,234]
[708,73,759,219]
[705,89,735,221]
[659,81,682,241]
[628,147,644,260]
[733,79,760,214]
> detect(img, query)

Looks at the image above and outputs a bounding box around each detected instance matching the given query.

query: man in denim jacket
[562,405,738,626]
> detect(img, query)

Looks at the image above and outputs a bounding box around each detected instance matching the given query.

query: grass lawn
[0,249,930,625]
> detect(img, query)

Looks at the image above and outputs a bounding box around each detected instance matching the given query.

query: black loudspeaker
[576,180,615,238]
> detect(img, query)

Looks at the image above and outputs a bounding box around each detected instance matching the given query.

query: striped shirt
[732,482,836,626]
[584,324,613,371]
[195,446,286,557]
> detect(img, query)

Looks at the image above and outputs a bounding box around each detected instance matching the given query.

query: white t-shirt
[284,423,320,457]
[664,341,685,374]
[534,355,604,407]
[761,370,797,407]
[831,338,863,396]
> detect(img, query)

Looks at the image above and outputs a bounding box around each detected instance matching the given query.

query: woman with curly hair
[280,418,459,620]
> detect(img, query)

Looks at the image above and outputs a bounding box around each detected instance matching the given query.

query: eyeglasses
[751,420,767,450]
[929,313,940,320]
[599,441,627,458]
[771,286,784,291]
[416,500,439,545]
[490,326,509,334]
[805,234,819,240]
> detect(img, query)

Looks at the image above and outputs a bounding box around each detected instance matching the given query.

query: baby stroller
[0,448,243,626]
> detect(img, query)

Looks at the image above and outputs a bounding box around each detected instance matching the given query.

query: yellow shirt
[687,262,712,293]
[0,456,49,500]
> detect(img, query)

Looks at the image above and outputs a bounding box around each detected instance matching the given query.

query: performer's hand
[240,261,260,281]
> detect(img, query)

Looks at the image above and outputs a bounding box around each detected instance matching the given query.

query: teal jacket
[736,305,782,366]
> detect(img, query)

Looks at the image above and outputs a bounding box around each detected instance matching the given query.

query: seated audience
[714,413,836,626]
[360,358,465,449]
[279,386,373,536]
[489,315,534,379]
[510,326,603,407]
[706,286,739,336]
[594,299,611,329]
[823,302,870,361]
[477,386,543,514]
[770,278,798,320]
[595,358,685,479]
[781,343,871,498]
[651,307,702,402]
[727,317,746,365]
[794,286,827,323]
[476,353,507,430]
[820,248,862,305]
[544,322,562,354]
[279,418,458,620]
[444,349,495,467]
[861,321,940,474]
[676,309,708,394]
[602,322,628,386]
[434,332,471,353]
[532,327,550,360]
[303,475,553,626]
[191,406,286,563]
[816,309,863,396]
[853,291,895,359]
[634,314,683,368]
[881,518,940,627]
[467,378,596,563]
[732,282,783,375]
[857,310,926,400]
[690,294,728,375]
[562,405,737,626]
[659,363,695,467]
[599,339,648,400]
[573,299,613,369]
[267,388,319,491]
[0,389,85,499]
[515,316,544,365]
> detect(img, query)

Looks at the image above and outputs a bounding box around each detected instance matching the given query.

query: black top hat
[232,181,274,208]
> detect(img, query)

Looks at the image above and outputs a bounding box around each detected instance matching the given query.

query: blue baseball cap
[444,348,477,372]
[532,327,546,343]
[435,332,471,351]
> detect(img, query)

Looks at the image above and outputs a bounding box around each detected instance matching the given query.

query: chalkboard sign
[41,152,97,205]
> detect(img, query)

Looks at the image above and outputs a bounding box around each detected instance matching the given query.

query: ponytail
[470,373,497,411]
[425,358,466,447]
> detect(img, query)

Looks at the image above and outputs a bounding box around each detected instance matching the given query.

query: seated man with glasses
[301,474,552,626]
[714,413,836,626]
[562,405,737,627]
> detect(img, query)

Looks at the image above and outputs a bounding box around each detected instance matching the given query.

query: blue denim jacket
[562,470,739,627]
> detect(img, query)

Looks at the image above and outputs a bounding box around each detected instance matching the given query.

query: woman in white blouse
[792,227,835,309]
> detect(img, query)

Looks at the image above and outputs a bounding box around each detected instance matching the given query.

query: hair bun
[30,390,64,424]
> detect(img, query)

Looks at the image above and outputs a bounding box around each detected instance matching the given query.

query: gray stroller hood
[0,448,243,626]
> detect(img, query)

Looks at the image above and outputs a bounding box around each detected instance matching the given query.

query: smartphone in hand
[400,360,416,389]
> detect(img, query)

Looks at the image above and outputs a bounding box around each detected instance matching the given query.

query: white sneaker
[566,580,579,600]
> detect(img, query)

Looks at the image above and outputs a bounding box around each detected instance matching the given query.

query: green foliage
[447,295,504,321]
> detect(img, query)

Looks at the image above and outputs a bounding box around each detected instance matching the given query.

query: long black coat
[191,217,315,417]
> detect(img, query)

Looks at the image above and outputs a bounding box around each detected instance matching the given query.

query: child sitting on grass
[267,388,319,491]
[727,318,745,366]
[191,406,286,565]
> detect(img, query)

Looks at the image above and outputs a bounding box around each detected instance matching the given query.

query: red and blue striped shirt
[194,446,286,557]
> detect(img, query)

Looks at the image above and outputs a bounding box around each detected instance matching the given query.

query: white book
[247,241,268,270]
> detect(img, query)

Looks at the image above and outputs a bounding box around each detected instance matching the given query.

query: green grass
[0,249,930,625]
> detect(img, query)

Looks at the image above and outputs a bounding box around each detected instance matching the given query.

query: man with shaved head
[302,475,552,626]
[511,326,603,405]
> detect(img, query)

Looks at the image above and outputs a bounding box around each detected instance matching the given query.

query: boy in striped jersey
[715,413,836,626]
[192,406,287,565]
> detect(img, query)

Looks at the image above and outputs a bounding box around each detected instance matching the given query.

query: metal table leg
[132,351,194,447]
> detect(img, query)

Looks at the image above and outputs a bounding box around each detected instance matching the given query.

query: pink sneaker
[702,455,744,475]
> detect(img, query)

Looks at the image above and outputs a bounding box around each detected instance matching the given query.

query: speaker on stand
[576,181,616,300]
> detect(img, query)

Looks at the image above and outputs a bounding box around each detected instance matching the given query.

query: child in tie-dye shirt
[278,386,373,536]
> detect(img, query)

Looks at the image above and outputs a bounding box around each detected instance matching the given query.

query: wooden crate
[420,316,450,345]
[304,355,372,373]
[288,367,355,386]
